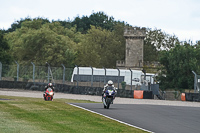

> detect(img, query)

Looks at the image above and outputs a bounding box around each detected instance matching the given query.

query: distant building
[116,27,146,70]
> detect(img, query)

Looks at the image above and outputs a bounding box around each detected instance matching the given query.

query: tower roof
[124,27,146,38]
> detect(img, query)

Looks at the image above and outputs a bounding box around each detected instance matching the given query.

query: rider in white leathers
[102,80,117,100]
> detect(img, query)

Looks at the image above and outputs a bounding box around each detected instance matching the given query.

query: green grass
[0,95,147,133]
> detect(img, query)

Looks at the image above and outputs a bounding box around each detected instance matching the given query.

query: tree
[71,16,91,34]
[53,18,72,29]
[0,30,11,64]
[75,26,124,68]
[157,42,197,91]
[89,12,115,31]
[5,20,80,67]
[71,11,122,34]
[5,17,50,33]
[144,28,179,62]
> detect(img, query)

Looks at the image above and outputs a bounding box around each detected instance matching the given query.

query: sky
[1,0,200,43]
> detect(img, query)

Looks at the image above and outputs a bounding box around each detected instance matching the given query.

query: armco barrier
[0,80,28,89]
[133,90,153,99]
[0,81,159,99]
[143,91,153,99]
[182,93,200,102]
[0,81,134,98]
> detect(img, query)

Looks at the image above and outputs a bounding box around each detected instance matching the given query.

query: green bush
[121,81,126,89]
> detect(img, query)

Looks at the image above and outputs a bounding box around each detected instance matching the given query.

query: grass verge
[0,95,147,133]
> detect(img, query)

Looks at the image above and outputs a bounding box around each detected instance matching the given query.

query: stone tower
[116,27,146,69]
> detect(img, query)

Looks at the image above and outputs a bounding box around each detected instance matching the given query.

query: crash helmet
[48,83,53,87]
[108,80,113,86]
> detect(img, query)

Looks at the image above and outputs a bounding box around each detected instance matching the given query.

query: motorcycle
[44,87,54,101]
[102,86,116,109]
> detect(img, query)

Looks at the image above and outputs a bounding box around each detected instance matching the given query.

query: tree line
[1,11,200,91]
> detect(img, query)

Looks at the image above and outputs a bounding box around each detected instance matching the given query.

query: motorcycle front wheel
[106,98,111,109]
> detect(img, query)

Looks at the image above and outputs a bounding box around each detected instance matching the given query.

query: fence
[0,62,188,100]
[0,62,152,90]
[0,63,73,85]
[192,71,200,93]
[0,62,138,98]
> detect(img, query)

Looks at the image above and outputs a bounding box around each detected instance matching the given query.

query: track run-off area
[1,88,200,133]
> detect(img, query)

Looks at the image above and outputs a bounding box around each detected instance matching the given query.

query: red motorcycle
[44,88,54,101]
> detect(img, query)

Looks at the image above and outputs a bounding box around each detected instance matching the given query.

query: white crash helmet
[48,83,53,87]
[108,80,113,86]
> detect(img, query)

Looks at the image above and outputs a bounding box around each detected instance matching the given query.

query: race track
[1,88,200,133]
[72,103,200,133]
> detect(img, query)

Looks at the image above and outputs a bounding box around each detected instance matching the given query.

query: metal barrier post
[46,62,50,83]
[117,68,120,89]
[192,71,197,93]
[104,67,106,85]
[31,62,35,85]
[15,61,19,81]
[90,66,93,87]
[129,68,132,91]
[61,64,65,84]
[75,65,79,88]
[0,62,2,81]
[48,66,50,83]
[142,69,146,80]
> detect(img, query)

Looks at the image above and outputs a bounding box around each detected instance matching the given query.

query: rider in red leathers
[43,83,55,100]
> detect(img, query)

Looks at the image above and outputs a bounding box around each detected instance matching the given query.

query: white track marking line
[69,103,154,133]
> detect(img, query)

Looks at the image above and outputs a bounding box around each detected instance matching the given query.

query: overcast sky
[1,0,200,43]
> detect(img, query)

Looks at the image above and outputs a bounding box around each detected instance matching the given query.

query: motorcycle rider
[102,80,117,101]
[43,83,55,100]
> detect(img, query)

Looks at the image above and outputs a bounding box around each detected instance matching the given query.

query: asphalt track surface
[71,103,200,133]
[1,89,200,133]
